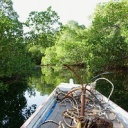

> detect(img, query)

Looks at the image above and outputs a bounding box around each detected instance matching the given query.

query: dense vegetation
[1,1,127,127]
[0,0,33,80]
[42,0,128,72]
[0,0,128,81]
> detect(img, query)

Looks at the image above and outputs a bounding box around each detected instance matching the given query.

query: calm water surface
[0,66,127,128]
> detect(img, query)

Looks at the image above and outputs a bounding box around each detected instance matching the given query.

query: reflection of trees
[28,68,55,95]
[0,81,37,128]
[41,66,91,85]
[28,66,91,95]
[41,66,128,111]
[110,72,128,111]
[22,104,37,120]
[95,72,128,111]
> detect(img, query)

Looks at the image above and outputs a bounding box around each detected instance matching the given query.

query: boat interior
[37,84,125,128]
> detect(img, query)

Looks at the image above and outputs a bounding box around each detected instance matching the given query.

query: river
[0,66,127,128]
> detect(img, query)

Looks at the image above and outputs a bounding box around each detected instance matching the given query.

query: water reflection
[0,68,55,128]
[95,71,128,111]
[41,66,91,85]
[41,66,128,111]
[0,81,36,128]
[0,66,127,128]
[24,90,48,107]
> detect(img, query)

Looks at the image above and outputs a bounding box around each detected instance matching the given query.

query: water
[0,66,127,128]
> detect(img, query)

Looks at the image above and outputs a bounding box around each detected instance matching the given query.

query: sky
[12,0,110,27]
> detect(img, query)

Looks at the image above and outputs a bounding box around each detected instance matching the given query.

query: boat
[21,77,128,128]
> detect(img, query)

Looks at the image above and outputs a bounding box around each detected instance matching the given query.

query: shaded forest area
[0,0,128,82]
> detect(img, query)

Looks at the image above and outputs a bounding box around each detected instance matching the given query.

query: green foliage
[41,46,58,65]
[0,0,34,79]
[42,21,88,65]
[42,1,128,72]
[26,6,61,35]
[1,0,127,79]
[25,6,62,65]
[43,3,128,72]
[25,6,62,47]
[28,45,44,65]
[87,0,128,72]
[0,0,19,20]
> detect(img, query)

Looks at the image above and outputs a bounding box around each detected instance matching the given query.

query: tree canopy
[0,0,33,79]
[24,6,62,65]
[0,0,128,80]
[87,0,128,71]
[42,0,128,72]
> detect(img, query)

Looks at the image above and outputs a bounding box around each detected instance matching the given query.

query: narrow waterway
[0,66,127,128]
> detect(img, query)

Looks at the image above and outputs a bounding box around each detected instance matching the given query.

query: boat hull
[21,82,128,128]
